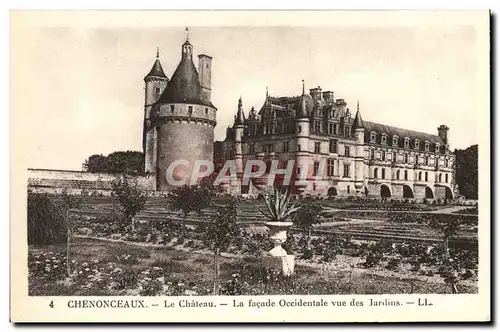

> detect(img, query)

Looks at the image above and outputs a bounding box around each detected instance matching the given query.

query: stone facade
[219,84,458,200]
[142,32,216,191]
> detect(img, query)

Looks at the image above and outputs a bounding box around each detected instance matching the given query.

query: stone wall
[27,168,154,196]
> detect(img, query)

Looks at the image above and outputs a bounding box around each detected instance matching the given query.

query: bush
[28,193,67,245]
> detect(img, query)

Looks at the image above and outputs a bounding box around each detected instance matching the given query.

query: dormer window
[414,139,420,150]
[381,134,387,145]
[370,132,377,143]
[435,143,440,153]
[392,135,399,147]
[404,137,410,149]
[425,141,430,151]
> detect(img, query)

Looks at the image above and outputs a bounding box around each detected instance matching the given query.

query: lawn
[28,237,477,296]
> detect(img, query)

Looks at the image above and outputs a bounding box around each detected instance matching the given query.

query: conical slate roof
[234,97,245,126]
[353,109,364,129]
[145,59,168,79]
[156,56,214,108]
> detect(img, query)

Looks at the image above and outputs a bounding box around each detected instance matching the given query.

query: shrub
[28,193,67,245]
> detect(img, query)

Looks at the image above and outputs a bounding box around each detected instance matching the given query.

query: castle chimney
[322,91,334,104]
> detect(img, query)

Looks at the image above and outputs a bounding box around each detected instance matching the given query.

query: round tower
[352,101,365,190]
[294,80,312,194]
[234,97,245,177]
[151,30,217,190]
[143,47,168,178]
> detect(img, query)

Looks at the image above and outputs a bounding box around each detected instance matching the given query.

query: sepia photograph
[10,10,490,322]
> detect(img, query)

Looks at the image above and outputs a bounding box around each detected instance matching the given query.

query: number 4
[49,300,54,308]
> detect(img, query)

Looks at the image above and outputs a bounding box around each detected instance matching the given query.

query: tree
[204,199,239,295]
[83,151,145,175]
[167,184,214,219]
[454,144,478,199]
[111,176,148,230]
[28,193,67,245]
[292,202,324,249]
[84,154,108,173]
[60,189,80,277]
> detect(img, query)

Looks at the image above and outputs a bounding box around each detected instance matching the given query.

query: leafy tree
[28,193,67,245]
[167,184,214,219]
[454,144,478,199]
[205,199,239,295]
[111,176,147,230]
[84,154,108,173]
[83,151,145,175]
[292,202,324,249]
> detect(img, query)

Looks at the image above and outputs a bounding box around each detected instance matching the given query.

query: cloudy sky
[12,12,486,171]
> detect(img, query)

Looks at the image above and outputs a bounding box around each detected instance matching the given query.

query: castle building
[220,83,458,200]
[143,30,217,190]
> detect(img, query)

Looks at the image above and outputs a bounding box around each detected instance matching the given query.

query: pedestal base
[262,255,295,276]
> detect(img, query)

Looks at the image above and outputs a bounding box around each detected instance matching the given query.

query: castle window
[382,168,386,179]
[188,106,193,114]
[283,121,290,133]
[381,151,386,161]
[155,87,160,94]
[415,139,420,150]
[328,123,335,135]
[405,170,408,180]
[344,146,350,157]
[314,142,321,154]
[435,143,440,153]
[419,172,422,181]
[439,173,442,183]
[329,139,338,153]
[343,164,350,178]
[425,141,430,151]
[445,159,449,167]
[381,134,387,145]
[283,141,289,153]
[445,173,449,183]
[170,105,175,112]
[392,151,397,162]
[393,136,399,147]
[404,153,408,163]
[425,172,428,182]
[297,144,301,152]
[314,120,322,133]
[249,144,255,155]
[396,170,400,180]
[370,132,377,143]
[370,150,375,160]
[374,168,378,179]
[205,108,209,115]
[313,162,320,176]
[404,137,410,149]
[327,159,335,176]
[334,124,338,135]
[297,125,301,133]
[426,156,430,165]
[347,185,350,194]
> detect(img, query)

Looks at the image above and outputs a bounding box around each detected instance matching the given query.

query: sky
[12,15,483,171]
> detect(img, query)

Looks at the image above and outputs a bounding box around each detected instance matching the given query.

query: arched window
[374,168,378,179]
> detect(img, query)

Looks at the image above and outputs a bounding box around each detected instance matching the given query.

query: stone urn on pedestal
[260,188,300,276]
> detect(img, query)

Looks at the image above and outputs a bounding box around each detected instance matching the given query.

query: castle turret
[234,97,245,176]
[353,101,365,190]
[143,48,169,178]
[437,125,450,152]
[295,80,312,193]
[151,29,217,190]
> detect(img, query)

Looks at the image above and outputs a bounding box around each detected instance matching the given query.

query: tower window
[425,172,428,182]
[297,144,301,152]
[188,106,193,114]
[327,159,335,176]
[205,108,209,115]
[155,87,161,94]
[313,162,320,176]
[170,105,175,112]
[329,139,338,153]
[344,146,350,157]
[343,164,350,178]
[314,142,321,154]
[382,168,386,179]
[297,125,302,133]
[404,170,408,180]
[283,141,289,153]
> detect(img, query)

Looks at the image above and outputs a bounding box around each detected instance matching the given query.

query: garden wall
[27,168,154,196]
